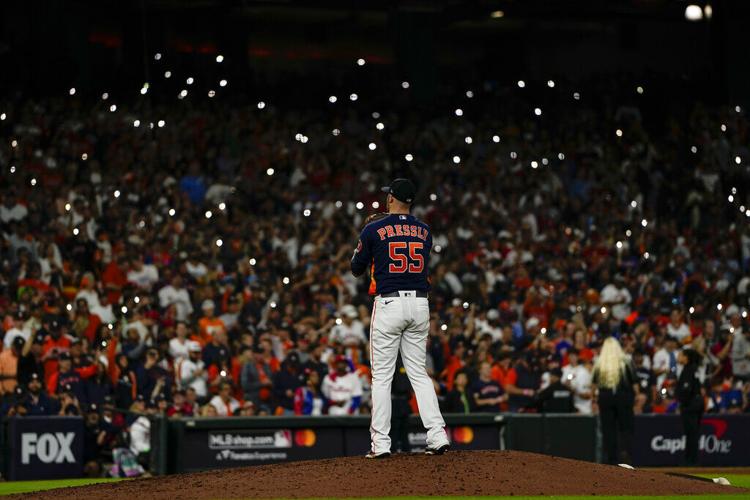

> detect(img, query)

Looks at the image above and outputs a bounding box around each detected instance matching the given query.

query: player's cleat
[365,451,391,459]
[425,443,449,456]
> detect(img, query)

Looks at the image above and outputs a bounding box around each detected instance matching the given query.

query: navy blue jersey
[351,214,432,295]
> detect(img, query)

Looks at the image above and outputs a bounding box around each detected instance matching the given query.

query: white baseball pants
[369,291,448,454]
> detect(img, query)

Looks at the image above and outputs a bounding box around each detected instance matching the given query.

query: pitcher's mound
[18,450,746,499]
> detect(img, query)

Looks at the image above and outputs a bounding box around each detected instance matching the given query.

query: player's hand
[361,212,388,229]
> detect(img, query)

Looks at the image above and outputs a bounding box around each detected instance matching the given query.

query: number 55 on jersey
[351,213,432,296]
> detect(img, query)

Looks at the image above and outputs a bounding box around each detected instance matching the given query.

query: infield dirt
[12,450,747,499]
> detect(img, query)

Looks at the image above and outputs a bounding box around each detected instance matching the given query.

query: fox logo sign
[21,433,76,464]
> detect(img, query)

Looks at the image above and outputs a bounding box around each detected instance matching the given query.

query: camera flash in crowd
[69,88,76,96]
[249,258,257,266]
[455,108,463,117]
[65,203,71,211]
[218,202,226,211]
[283,277,290,285]
[134,296,140,304]
[510,151,517,159]
[133,120,140,127]
[641,219,648,227]
[735,156,741,164]
[453,155,461,164]
[114,190,121,198]
[266,168,274,176]
[434,245,442,253]
[356,202,364,210]
[717,304,723,311]
[616,241,623,249]
[643,252,650,259]
[157,120,165,128]
[573,92,580,100]
[30,178,37,186]
[140,86,148,95]
[542,158,549,165]
[401,81,410,89]
[547,80,555,88]
[743,311,748,318]
[357,58,365,66]
[376,122,385,130]
[630,200,637,208]
[329,95,337,103]
[368,142,376,151]
[257,101,265,109]
[154,53,162,60]
[462,302,469,309]
[164,71,172,78]
[66,304,73,311]
[616,129,623,137]
[372,201,380,209]
[168,208,176,216]
[332,128,340,136]
[335,201,343,208]
[349,93,358,101]
[0,113,5,120]
[219,79,227,87]
[721,123,726,132]
[517,80,525,88]
[335,318,343,325]
[205,210,212,219]
[531,160,538,169]
[101,93,109,100]
[430,193,437,201]
[558,153,565,160]
[270,302,277,309]
[208,90,216,98]
[601,306,607,315]
[689,307,695,314]
[534,107,542,116]
[465,136,472,144]
[405,153,413,162]
[466,90,474,98]
[216,55,224,63]
[303,209,311,217]
[493,135,500,143]
[108,324,113,330]
[729,195,734,202]
[440,324,448,331]
[81,153,88,161]
[109,104,117,112]
[216,239,223,247]
[541,328,547,335]
[121,306,128,314]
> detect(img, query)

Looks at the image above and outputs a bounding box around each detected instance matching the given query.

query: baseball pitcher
[351,178,450,458]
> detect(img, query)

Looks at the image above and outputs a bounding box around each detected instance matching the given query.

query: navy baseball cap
[381,178,416,204]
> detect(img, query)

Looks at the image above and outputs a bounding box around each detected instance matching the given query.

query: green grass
[695,473,750,489]
[0,477,123,495]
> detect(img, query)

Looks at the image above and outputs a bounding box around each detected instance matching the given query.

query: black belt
[379,291,428,298]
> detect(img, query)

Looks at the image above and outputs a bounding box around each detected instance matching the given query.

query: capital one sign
[21,432,76,464]
[8,417,84,480]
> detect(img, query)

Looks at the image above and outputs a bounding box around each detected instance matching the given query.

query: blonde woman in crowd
[592,337,638,465]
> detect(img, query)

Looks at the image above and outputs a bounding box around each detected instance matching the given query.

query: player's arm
[350,227,373,278]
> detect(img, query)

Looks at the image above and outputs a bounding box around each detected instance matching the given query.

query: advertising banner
[179,427,344,471]
[344,423,499,455]
[632,415,750,466]
[7,417,84,480]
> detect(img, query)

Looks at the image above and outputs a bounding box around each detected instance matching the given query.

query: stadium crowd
[1,73,750,473]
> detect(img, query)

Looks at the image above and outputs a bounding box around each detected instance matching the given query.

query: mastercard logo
[294,429,317,447]
[451,426,474,444]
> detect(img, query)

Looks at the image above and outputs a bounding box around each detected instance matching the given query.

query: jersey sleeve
[350,227,373,277]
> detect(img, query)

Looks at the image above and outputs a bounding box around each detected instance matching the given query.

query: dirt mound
[15,451,746,499]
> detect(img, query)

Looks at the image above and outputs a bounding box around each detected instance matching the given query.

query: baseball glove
[362,212,389,229]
